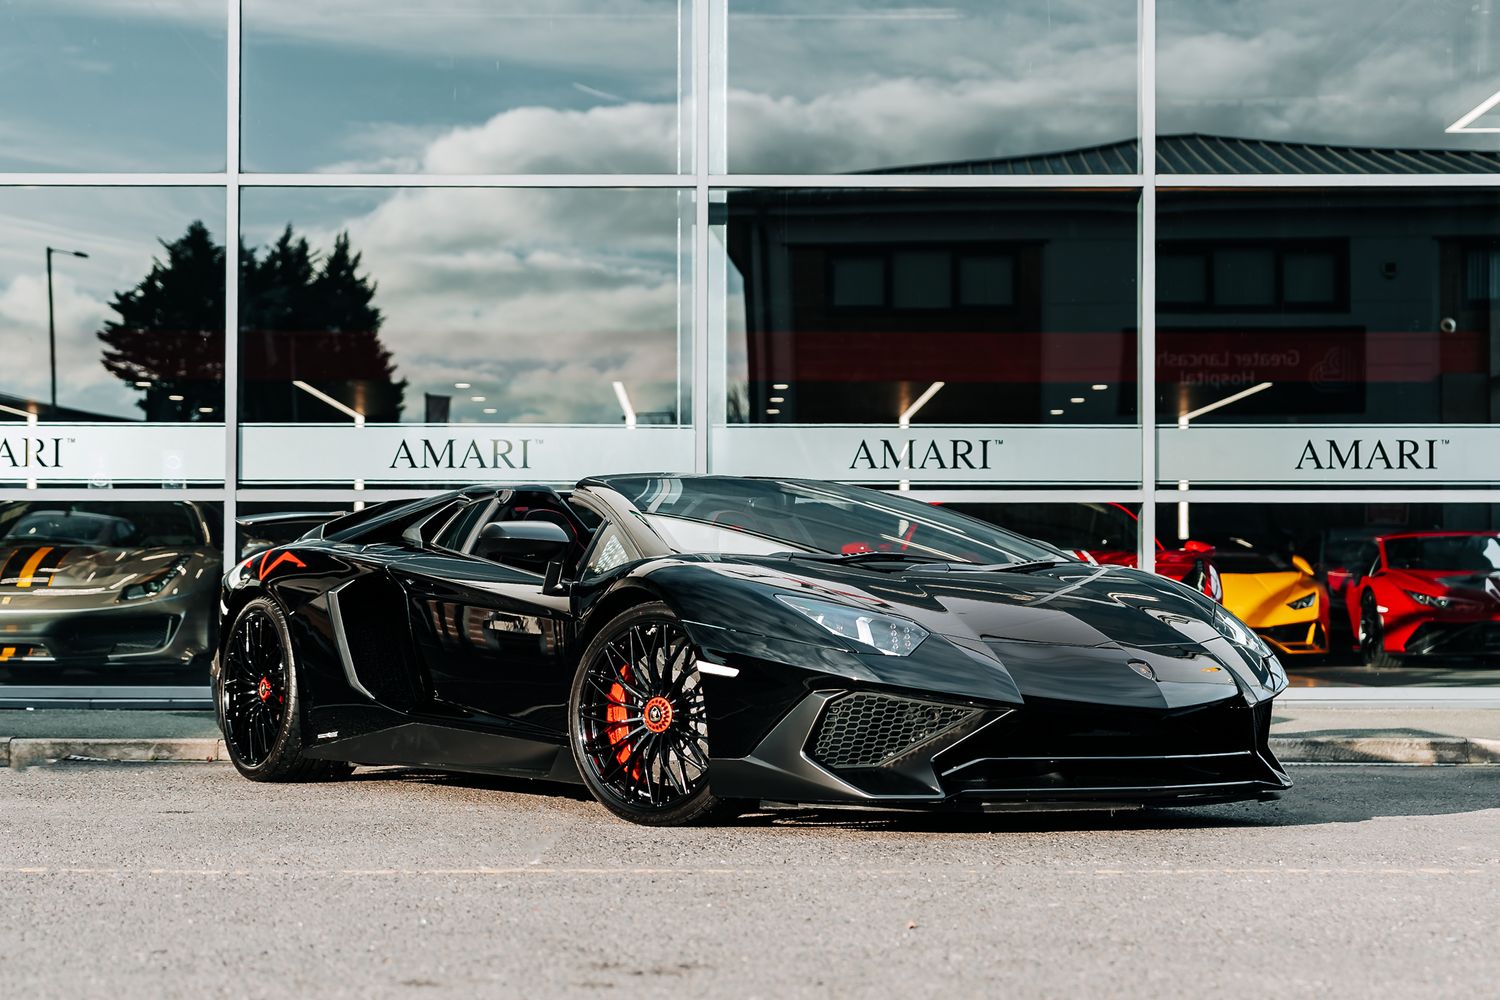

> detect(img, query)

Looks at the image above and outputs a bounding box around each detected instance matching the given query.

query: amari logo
[1294,438,1447,471]
[850,438,1003,471]
[0,437,66,469]
[390,437,538,470]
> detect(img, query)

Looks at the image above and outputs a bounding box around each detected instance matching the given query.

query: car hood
[0,543,214,597]
[1385,567,1500,601]
[655,556,1279,708]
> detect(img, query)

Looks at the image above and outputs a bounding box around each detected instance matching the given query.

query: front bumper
[1401,620,1500,657]
[711,688,1291,811]
[1256,620,1330,656]
[0,590,214,669]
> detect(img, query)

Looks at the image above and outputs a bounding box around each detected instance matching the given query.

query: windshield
[0,502,206,548]
[1384,534,1500,573]
[608,476,1064,564]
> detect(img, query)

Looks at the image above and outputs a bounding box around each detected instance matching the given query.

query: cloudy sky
[4,0,1500,426]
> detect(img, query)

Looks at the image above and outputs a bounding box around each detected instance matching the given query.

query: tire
[568,602,722,826]
[216,597,350,782]
[1358,593,1403,669]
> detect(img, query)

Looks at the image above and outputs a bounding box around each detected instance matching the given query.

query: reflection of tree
[98,221,224,421]
[240,226,404,422]
[97,221,404,422]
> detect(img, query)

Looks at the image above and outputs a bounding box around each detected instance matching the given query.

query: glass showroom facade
[3,0,1500,689]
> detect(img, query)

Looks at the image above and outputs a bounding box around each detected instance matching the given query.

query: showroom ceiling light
[483,407,497,415]
[454,382,471,389]
[1069,396,1086,404]
[1177,380,1273,427]
[769,396,785,403]
[1446,89,1500,133]
[470,395,486,402]
[766,408,781,416]
[612,380,637,429]
[293,379,365,428]
[134,380,151,388]
[168,394,184,401]
[772,383,789,390]
[1049,408,1065,416]
[1092,383,1108,391]
[898,381,945,429]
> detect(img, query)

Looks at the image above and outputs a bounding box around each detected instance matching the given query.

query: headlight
[120,556,191,602]
[1213,606,1270,655]
[778,595,928,657]
[1286,593,1316,610]
[1406,590,1454,610]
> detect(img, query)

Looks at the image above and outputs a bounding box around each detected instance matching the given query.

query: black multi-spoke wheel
[1359,593,1401,668]
[215,597,348,782]
[569,603,722,825]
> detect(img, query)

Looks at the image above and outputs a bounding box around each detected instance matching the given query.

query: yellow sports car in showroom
[1213,541,1330,657]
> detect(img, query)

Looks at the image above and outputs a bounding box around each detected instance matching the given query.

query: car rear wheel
[568,603,721,826]
[1359,593,1402,669]
[216,597,350,782]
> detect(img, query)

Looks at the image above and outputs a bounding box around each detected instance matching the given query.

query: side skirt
[302,721,582,784]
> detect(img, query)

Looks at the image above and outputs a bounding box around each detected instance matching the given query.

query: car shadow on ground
[339,763,1500,835]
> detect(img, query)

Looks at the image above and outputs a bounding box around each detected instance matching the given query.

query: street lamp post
[45,246,89,417]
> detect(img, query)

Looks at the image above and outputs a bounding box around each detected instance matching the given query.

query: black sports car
[214,476,1291,825]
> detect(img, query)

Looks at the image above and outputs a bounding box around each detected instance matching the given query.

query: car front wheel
[568,603,721,826]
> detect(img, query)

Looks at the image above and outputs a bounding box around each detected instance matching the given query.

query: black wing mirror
[475,521,571,564]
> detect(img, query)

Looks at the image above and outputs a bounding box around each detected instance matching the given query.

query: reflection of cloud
[265,186,688,424]
[0,189,222,419]
[0,273,122,413]
[1156,2,1500,151]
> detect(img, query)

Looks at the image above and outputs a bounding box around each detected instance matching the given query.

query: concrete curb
[1,736,1498,768]
[2,738,226,769]
[1270,736,1500,765]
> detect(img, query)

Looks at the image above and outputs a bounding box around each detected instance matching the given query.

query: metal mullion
[236,488,447,504]
[0,174,225,186]
[692,0,710,472]
[717,174,1144,189]
[1159,173,1500,188]
[3,488,228,502]
[222,0,240,568]
[1153,488,1500,504]
[238,173,693,188]
[1137,0,1157,573]
[903,489,1147,505]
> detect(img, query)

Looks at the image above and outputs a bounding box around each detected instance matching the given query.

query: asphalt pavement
[1,762,1497,999]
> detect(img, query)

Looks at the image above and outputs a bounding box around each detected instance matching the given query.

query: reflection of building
[725,189,1137,424]
[728,135,1500,429]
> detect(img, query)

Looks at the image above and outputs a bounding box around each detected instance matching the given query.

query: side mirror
[1291,555,1314,576]
[475,520,571,564]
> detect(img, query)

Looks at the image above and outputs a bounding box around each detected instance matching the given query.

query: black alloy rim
[1359,597,1381,660]
[222,609,289,767]
[577,620,709,810]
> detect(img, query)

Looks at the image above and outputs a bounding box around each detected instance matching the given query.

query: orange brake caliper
[603,666,642,782]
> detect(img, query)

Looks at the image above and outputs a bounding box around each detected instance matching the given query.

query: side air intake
[810,693,977,769]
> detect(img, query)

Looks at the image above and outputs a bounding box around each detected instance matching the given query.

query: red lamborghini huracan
[1348,531,1500,666]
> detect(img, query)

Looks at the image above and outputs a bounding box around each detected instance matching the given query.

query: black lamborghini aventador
[213,475,1291,825]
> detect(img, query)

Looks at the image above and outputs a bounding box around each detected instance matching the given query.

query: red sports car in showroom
[948,502,1222,603]
[1349,531,1500,666]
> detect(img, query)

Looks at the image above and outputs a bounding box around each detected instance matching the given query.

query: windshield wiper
[985,559,1067,573]
[786,551,952,565]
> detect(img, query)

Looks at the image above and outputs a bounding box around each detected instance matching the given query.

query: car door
[393,497,576,740]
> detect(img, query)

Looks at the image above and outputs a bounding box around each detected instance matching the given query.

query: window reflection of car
[237,511,347,560]
[949,501,1224,603]
[1210,540,1330,657]
[0,501,220,675]
[1349,531,1500,666]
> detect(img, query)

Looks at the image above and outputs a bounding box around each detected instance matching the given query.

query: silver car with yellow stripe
[0,501,219,675]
